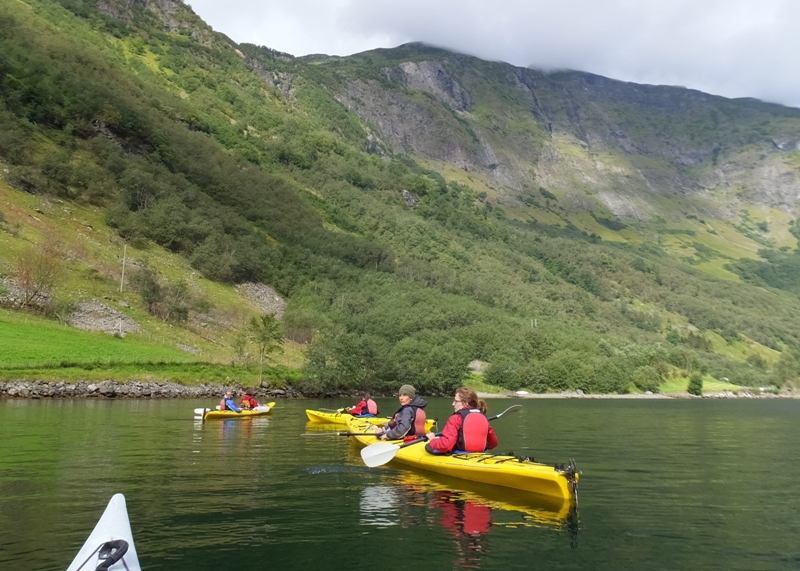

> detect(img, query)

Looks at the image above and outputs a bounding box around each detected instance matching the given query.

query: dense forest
[2,0,800,395]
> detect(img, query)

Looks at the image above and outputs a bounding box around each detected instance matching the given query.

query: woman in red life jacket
[239,388,258,410]
[377,385,428,441]
[425,387,497,454]
[347,392,379,417]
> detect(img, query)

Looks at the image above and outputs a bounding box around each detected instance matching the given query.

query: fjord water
[1,398,799,571]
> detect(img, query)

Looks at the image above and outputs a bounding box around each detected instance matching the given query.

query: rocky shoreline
[1,380,798,400]
[0,380,306,399]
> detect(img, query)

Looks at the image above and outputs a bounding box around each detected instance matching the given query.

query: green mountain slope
[1,0,800,394]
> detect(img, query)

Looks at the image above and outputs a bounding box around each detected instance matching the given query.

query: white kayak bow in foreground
[66,493,140,571]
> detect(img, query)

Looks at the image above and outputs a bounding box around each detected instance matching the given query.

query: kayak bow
[66,493,140,571]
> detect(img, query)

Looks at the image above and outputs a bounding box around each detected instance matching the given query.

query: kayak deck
[305,409,388,425]
[201,402,276,420]
[67,493,140,571]
[347,417,578,501]
[306,409,436,432]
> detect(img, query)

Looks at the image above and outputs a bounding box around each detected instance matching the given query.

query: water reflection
[359,485,400,527]
[359,469,579,568]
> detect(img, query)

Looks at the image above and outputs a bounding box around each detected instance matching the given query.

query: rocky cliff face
[97,0,219,45]
[326,45,800,220]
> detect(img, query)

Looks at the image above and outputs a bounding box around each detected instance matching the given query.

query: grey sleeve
[382,408,412,439]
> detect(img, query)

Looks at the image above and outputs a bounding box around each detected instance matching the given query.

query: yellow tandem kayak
[306,409,436,432]
[346,417,578,501]
[195,402,276,420]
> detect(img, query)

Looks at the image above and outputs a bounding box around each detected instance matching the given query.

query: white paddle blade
[361,442,401,468]
[253,405,271,412]
[193,408,207,416]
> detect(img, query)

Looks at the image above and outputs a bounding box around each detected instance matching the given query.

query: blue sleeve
[226,399,242,412]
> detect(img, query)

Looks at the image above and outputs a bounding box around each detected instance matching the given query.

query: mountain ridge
[2,0,800,395]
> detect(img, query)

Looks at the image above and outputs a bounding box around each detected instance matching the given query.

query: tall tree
[248,314,284,387]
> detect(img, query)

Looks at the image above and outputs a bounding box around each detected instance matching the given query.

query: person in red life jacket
[220,390,242,413]
[376,384,428,441]
[239,388,258,410]
[346,392,379,417]
[425,387,497,454]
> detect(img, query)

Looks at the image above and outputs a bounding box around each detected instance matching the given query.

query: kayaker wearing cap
[425,387,497,454]
[239,388,258,410]
[220,390,242,413]
[377,385,428,441]
[346,392,378,417]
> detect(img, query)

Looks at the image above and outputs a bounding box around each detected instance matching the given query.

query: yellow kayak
[196,402,276,420]
[306,409,436,432]
[347,417,578,501]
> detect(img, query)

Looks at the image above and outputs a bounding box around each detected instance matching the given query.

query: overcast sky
[186,0,800,108]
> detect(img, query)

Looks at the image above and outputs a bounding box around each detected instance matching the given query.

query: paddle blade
[193,408,208,416]
[489,404,522,421]
[361,442,401,468]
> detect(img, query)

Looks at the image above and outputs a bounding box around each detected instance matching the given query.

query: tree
[688,372,703,396]
[248,314,284,387]
[130,262,162,314]
[15,241,64,310]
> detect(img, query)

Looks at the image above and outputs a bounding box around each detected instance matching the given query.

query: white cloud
[186,0,800,108]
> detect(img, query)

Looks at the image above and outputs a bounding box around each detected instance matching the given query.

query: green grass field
[659,375,743,394]
[0,309,302,384]
[0,308,194,368]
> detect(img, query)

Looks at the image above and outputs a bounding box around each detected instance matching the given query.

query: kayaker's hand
[425,432,435,441]
[380,434,388,441]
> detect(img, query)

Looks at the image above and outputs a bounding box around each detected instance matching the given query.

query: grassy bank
[0,309,301,385]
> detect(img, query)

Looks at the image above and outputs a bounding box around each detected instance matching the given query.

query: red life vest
[240,395,258,409]
[413,407,427,435]
[455,409,490,452]
[390,404,427,436]
[352,398,378,415]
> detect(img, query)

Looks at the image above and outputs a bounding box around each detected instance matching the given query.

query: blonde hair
[455,387,486,414]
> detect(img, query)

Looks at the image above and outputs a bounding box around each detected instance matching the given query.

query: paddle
[360,404,522,468]
[301,431,380,437]
[318,408,346,413]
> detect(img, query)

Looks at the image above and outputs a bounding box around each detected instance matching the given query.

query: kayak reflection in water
[345,392,379,417]
[425,387,498,454]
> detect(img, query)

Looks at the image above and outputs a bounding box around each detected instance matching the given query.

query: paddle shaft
[302,431,380,437]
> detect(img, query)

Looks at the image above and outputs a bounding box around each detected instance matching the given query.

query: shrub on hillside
[688,372,703,396]
[484,357,519,390]
[631,365,661,392]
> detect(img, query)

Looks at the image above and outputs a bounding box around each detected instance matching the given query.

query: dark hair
[363,392,371,399]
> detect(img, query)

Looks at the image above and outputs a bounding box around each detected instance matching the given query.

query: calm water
[1,397,799,570]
